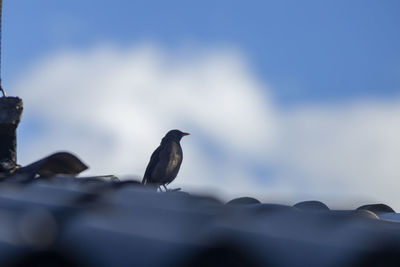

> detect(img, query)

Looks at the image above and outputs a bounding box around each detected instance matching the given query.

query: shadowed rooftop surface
[0,173,400,266]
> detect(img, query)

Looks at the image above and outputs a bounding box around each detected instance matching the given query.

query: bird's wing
[142,146,162,184]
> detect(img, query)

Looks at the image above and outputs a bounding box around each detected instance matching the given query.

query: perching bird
[142,129,190,191]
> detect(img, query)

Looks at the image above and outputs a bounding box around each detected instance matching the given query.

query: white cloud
[274,100,400,207]
[12,43,400,210]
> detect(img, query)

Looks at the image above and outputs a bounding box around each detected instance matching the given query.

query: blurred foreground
[0,175,399,266]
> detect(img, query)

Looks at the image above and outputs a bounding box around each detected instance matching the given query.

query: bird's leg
[162,184,168,192]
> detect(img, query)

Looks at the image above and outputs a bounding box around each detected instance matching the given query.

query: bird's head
[163,129,190,142]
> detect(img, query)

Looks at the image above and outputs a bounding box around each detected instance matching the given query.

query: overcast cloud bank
[12,44,400,209]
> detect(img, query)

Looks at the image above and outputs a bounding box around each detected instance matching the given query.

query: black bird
[142,129,190,191]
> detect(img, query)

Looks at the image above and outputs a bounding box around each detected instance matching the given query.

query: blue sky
[3,1,400,208]
[4,0,400,104]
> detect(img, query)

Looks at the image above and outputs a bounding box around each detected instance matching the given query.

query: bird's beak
[182,132,190,136]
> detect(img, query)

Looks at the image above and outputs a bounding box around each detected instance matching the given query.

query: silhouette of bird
[142,129,190,191]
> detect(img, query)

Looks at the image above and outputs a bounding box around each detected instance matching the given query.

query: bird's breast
[167,144,182,171]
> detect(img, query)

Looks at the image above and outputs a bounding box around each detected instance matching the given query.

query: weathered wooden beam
[0,96,23,174]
